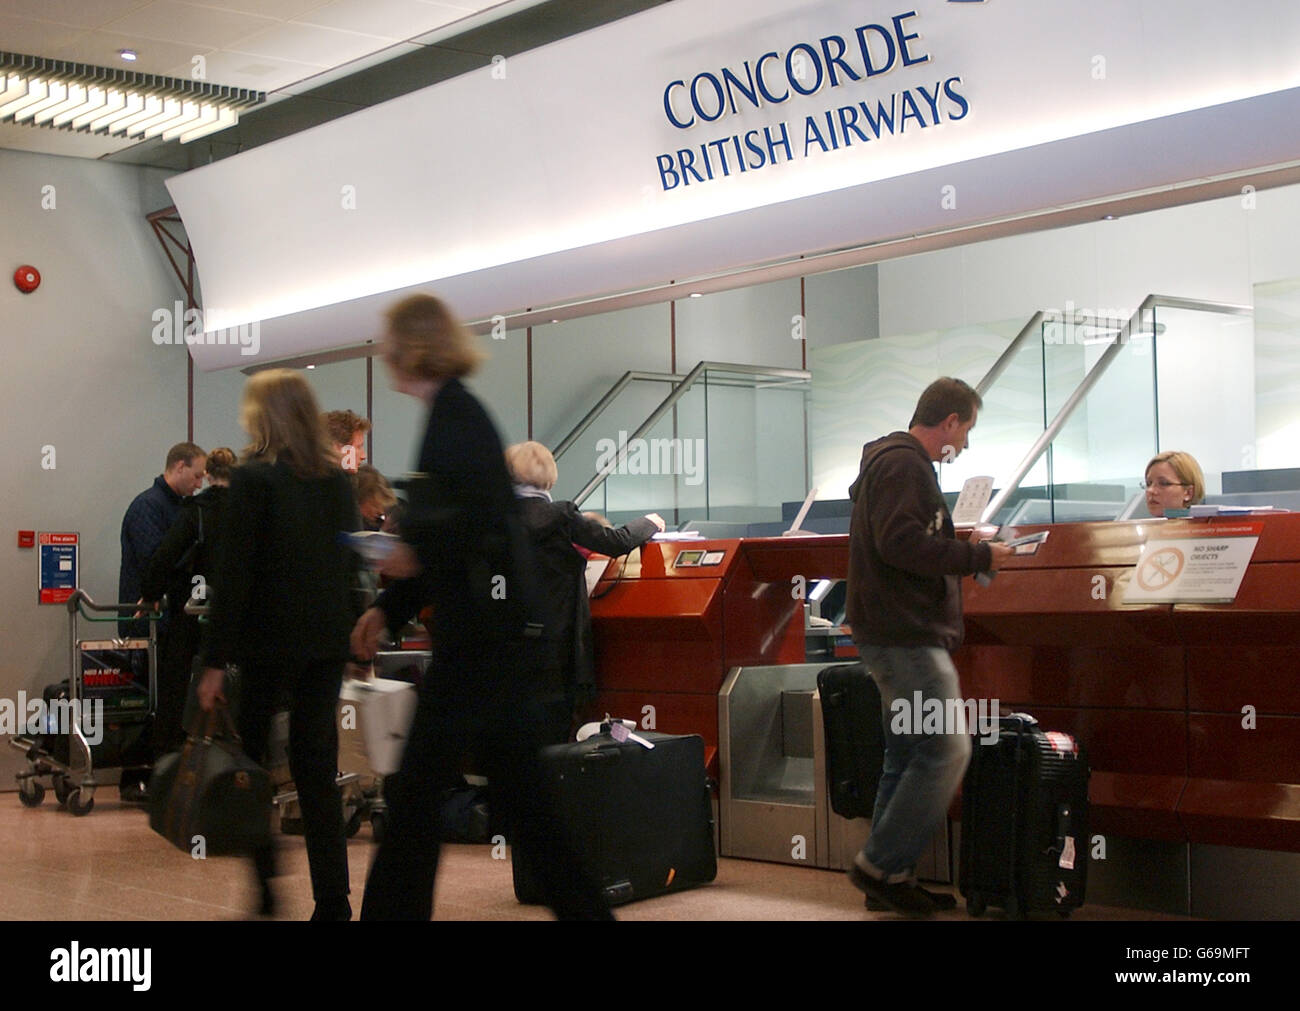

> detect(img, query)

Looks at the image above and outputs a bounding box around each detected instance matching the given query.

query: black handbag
[148,704,273,857]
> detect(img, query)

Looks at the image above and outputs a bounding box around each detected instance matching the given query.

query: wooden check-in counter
[586,539,809,773]
[959,513,1300,854]
[589,520,1300,859]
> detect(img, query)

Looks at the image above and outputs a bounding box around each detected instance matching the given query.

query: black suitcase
[512,728,717,907]
[38,681,151,770]
[816,663,885,819]
[959,714,1089,918]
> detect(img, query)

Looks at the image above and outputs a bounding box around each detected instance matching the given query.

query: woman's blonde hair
[239,369,336,478]
[1146,450,1206,505]
[383,294,483,381]
[505,441,558,491]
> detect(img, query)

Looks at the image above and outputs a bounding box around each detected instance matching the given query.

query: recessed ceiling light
[306,364,316,370]
[550,318,559,323]
[689,292,703,298]
[118,49,138,62]
[1102,214,1117,220]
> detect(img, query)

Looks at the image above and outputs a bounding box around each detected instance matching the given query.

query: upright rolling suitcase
[959,714,1089,918]
[816,663,885,818]
[512,727,717,907]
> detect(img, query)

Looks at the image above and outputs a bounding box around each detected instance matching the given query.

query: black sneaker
[848,862,936,918]
[865,883,957,912]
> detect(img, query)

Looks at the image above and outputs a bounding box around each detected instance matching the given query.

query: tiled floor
[0,793,1182,921]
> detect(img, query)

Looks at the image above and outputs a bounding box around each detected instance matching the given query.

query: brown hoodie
[845,431,992,650]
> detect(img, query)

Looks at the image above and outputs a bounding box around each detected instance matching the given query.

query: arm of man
[869,450,992,577]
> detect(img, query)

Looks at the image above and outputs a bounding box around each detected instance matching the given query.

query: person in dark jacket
[350,293,609,921]
[504,440,663,743]
[844,376,1012,917]
[196,372,362,921]
[140,447,237,766]
[117,442,206,797]
[118,442,207,635]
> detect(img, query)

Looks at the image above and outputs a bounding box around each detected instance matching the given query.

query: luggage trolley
[12,589,160,816]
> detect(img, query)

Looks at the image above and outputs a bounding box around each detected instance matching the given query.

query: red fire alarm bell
[18,531,36,548]
[14,265,40,293]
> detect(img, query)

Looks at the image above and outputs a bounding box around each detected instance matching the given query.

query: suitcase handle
[582,744,624,767]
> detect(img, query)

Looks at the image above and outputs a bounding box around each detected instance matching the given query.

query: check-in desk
[959,513,1300,916]
[587,538,831,771]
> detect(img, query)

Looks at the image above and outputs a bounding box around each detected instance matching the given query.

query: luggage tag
[608,721,655,750]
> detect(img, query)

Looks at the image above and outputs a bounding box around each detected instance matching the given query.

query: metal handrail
[569,361,811,506]
[979,294,1252,523]
[552,370,683,460]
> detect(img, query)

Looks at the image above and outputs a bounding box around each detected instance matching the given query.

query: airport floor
[0,793,1185,922]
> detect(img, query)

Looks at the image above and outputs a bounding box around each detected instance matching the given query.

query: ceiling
[0,0,670,166]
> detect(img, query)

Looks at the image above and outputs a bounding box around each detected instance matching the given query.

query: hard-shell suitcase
[816,663,885,819]
[512,728,717,907]
[959,714,1089,918]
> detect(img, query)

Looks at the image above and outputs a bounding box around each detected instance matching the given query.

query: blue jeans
[859,645,971,881]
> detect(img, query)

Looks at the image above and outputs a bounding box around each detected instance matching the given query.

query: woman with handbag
[196,370,362,920]
[350,293,610,921]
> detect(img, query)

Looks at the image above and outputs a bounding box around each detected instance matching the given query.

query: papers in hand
[339,530,401,565]
[952,476,995,527]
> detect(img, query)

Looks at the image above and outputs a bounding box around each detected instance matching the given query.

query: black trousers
[238,657,349,904]
[360,651,609,921]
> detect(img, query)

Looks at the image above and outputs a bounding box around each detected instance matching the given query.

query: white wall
[0,149,179,784]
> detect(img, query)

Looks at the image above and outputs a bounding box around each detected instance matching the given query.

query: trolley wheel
[370,811,387,843]
[53,776,72,806]
[966,893,986,918]
[344,807,364,838]
[66,790,94,816]
[18,780,45,807]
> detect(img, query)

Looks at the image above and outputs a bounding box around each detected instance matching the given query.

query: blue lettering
[743,129,768,169]
[819,35,861,87]
[730,134,750,173]
[916,83,942,121]
[855,23,896,77]
[677,148,706,184]
[859,95,896,138]
[787,43,824,96]
[721,62,760,115]
[657,154,680,191]
[706,138,734,177]
[943,76,969,120]
[690,73,726,123]
[899,89,927,131]
[764,122,793,164]
[893,11,930,68]
[755,52,789,104]
[804,115,830,156]
[837,104,869,144]
[663,81,693,129]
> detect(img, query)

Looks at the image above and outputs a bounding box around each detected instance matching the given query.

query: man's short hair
[909,378,983,428]
[165,442,205,470]
[505,441,558,491]
[323,410,371,446]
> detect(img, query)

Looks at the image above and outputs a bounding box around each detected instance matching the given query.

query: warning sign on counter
[1122,522,1261,604]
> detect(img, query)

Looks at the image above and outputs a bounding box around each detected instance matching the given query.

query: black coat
[140,484,229,609]
[374,379,539,664]
[202,460,361,669]
[516,497,656,696]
